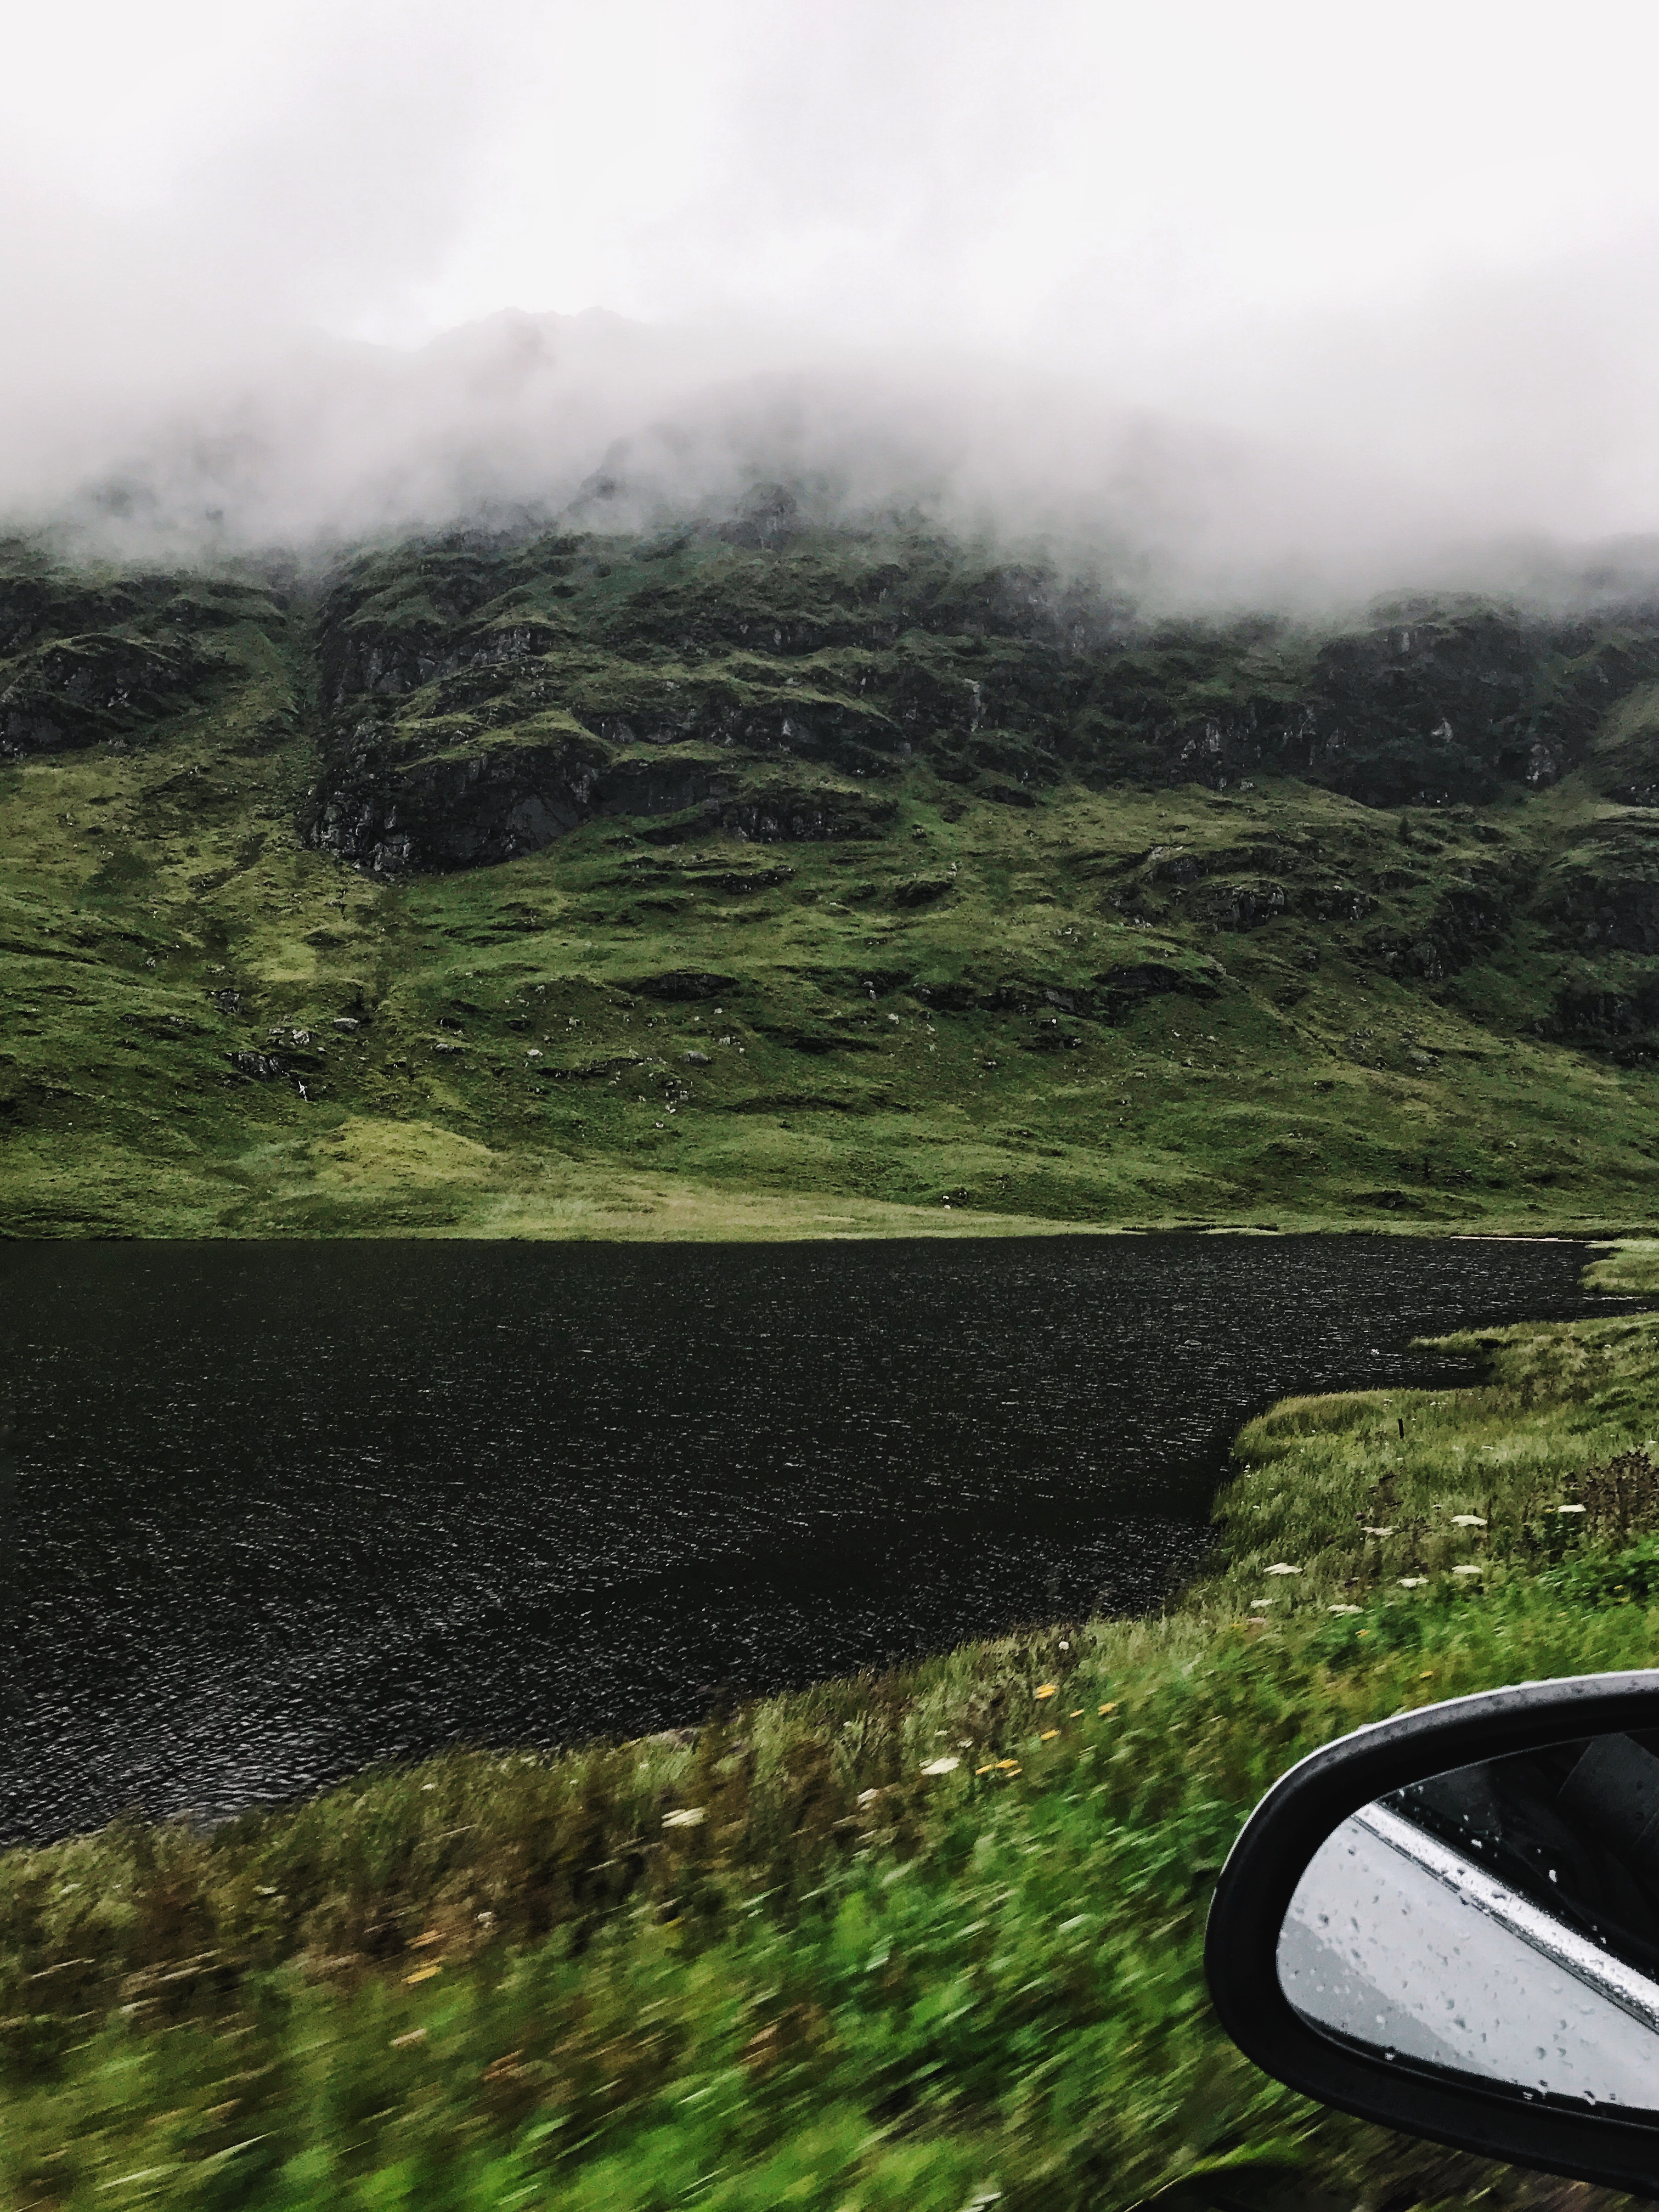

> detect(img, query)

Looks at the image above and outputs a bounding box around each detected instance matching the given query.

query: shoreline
[2,1228,1649,1857]
[4,1234,1651,1858]
[6,1237,1659,2207]
[4,1206,1657,1245]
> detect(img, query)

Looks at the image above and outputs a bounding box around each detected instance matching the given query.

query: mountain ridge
[5,519,1659,1238]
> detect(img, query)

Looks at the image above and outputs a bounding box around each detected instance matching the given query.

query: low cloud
[7,1,1659,611]
[18,275,1659,618]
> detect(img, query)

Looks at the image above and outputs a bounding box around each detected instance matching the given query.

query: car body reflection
[1280,1796,1659,2108]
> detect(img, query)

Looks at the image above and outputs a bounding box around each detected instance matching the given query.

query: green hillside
[6,518,1659,1238]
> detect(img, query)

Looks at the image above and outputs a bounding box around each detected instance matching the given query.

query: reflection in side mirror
[1282,1746,1659,2111]
[1206,1674,1659,2193]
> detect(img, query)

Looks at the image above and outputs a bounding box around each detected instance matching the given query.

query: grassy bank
[5,1246,1659,2209]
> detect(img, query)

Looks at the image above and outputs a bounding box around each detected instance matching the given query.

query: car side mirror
[1205,1671,1659,2193]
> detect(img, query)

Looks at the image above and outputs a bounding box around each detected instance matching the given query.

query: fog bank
[8,1,1659,607]
[16,286,1659,616]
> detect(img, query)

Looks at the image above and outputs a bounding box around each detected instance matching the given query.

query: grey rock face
[0,635,205,757]
[911,960,1218,1022]
[304,733,733,874]
[1542,868,1659,955]
[228,1049,287,1081]
[1551,980,1659,1062]
[289,528,1659,874]
[627,972,736,1002]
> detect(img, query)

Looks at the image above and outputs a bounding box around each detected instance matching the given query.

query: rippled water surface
[0,1235,1622,1842]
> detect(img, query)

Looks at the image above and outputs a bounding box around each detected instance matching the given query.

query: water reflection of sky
[0,1234,1618,1842]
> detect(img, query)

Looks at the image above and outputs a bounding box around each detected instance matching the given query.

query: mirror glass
[1279,1730,1659,2113]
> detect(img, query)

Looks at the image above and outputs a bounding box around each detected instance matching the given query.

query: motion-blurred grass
[5,1247,1659,2208]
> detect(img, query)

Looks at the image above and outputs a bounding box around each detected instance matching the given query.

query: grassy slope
[7,1245,1659,2210]
[7,689,1659,1238]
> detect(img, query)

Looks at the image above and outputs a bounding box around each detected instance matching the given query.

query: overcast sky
[8,0,1659,596]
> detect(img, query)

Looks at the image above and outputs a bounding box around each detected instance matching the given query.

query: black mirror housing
[1206,1672,1659,2195]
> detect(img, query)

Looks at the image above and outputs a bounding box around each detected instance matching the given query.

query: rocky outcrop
[625,971,737,1002]
[300,532,1659,873]
[1178,878,1286,930]
[1550,977,1659,1061]
[701,786,896,843]
[303,730,619,873]
[1361,879,1514,981]
[0,577,142,656]
[0,635,207,756]
[1540,865,1659,955]
[1093,602,1659,806]
[1089,961,1222,1019]
[227,1048,289,1081]
[303,714,897,872]
[910,960,1219,1022]
[0,558,290,760]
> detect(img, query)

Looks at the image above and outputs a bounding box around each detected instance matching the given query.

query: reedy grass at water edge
[7,1246,1659,2209]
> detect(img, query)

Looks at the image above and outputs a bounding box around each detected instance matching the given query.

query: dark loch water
[0,1235,1626,1844]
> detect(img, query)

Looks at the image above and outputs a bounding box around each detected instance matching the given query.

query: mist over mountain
[8,2,1659,611]
[14,284,1659,619]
